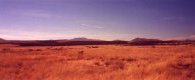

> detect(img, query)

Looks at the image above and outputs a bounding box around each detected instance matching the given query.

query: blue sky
[0,0,195,40]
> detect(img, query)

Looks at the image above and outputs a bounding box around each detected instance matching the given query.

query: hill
[129,38,162,45]
[69,37,103,41]
[129,38,195,45]
[0,38,5,41]
[0,38,6,43]
[130,38,161,42]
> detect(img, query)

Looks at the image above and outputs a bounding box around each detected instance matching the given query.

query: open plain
[0,44,195,80]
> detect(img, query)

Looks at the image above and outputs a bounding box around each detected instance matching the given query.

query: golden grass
[0,45,194,80]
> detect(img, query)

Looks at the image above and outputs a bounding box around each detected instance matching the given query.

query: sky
[0,0,195,40]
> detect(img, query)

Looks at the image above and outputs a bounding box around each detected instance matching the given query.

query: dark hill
[129,38,162,45]
[129,38,195,45]
[130,38,161,42]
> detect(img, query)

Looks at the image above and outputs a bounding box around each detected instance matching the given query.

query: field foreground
[0,44,195,80]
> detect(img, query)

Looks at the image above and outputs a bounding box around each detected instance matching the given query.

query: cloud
[11,9,60,19]
[167,34,195,40]
[95,26,104,29]
[0,29,77,40]
[80,23,104,29]
[163,16,185,21]
[22,12,53,18]
[0,34,20,40]
[186,35,195,40]
[80,24,88,27]
[0,28,132,40]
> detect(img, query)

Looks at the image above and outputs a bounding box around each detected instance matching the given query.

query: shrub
[78,51,84,59]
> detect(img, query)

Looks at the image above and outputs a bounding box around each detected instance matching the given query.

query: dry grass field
[0,44,195,80]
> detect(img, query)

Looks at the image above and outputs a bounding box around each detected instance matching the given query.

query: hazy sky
[0,0,195,40]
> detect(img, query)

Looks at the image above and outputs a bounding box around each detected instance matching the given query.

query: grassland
[0,44,194,80]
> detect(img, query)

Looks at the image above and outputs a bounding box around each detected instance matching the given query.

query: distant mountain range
[0,37,103,42]
[0,37,194,46]
[0,37,194,42]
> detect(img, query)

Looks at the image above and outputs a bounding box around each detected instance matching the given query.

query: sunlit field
[0,44,194,80]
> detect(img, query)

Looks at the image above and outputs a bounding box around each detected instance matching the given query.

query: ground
[0,44,195,80]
